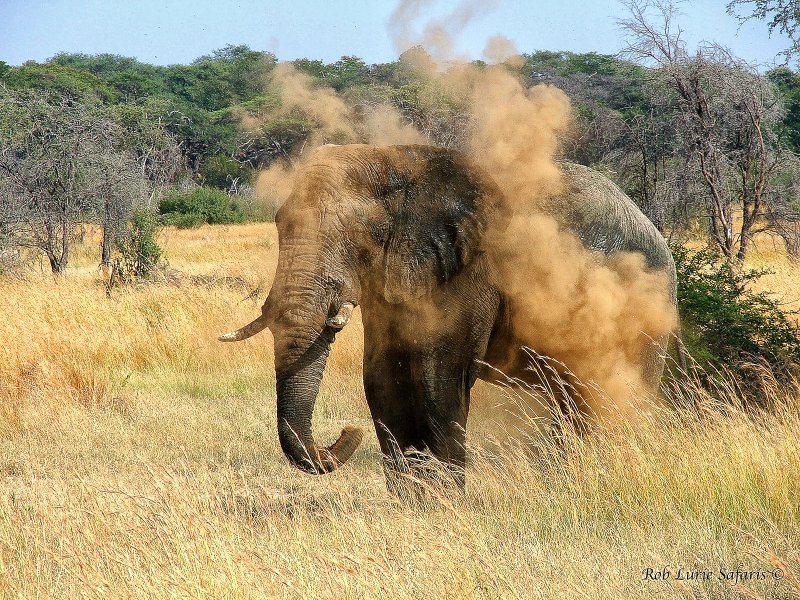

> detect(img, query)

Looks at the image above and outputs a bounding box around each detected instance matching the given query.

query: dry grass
[0,223,798,599]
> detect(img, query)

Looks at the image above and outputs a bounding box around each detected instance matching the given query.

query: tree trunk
[101,200,112,268]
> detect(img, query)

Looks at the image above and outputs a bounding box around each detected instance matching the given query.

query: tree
[518,52,683,229]
[159,186,245,228]
[0,87,179,273]
[620,0,800,259]
[727,0,800,60]
[236,113,313,167]
[110,208,163,283]
[101,101,182,265]
[292,58,329,81]
[50,53,167,101]
[292,56,383,91]
[1,62,117,102]
[0,90,116,272]
[600,105,687,233]
[674,245,800,399]
[767,66,800,152]
[194,45,276,103]
[324,56,371,91]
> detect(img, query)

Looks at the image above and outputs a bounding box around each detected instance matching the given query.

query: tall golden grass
[0,223,798,599]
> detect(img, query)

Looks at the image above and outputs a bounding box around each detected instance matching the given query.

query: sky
[0,0,792,69]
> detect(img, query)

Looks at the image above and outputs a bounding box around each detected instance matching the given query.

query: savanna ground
[0,222,799,599]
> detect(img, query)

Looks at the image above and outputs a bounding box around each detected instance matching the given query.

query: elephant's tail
[218,313,270,342]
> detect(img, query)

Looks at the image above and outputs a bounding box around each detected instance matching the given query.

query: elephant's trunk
[275,326,363,474]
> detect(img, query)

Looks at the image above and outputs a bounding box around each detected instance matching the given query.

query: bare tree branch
[619,0,799,259]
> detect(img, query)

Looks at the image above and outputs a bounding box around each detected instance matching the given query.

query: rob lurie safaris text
[642,566,785,585]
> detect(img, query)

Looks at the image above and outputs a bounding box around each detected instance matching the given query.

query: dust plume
[465,67,571,199]
[387,0,432,60]
[363,105,428,146]
[255,161,295,215]
[247,0,677,419]
[252,58,430,153]
[486,212,677,419]
[270,63,356,147]
[385,0,677,416]
[389,0,499,65]
[245,63,427,209]
[482,35,523,66]
[454,60,675,415]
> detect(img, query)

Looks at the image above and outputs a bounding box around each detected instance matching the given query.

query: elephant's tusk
[326,302,355,330]
[218,313,270,342]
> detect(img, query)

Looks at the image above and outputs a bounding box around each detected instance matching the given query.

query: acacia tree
[605,107,688,233]
[0,87,179,273]
[620,0,800,259]
[727,0,800,60]
[102,100,182,265]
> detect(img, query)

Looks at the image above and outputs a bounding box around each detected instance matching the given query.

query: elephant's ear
[378,150,502,304]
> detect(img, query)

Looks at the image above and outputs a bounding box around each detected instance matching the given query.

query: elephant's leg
[499,350,590,445]
[414,355,474,490]
[484,346,591,445]
[362,350,429,496]
[363,349,473,497]
[641,337,668,396]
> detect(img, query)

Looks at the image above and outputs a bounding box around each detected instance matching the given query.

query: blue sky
[0,1,790,68]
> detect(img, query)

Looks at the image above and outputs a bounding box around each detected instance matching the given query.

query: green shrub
[159,186,245,228]
[110,209,163,284]
[162,211,205,229]
[674,246,800,397]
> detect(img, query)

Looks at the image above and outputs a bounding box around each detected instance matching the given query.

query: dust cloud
[481,35,524,66]
[420,0,498,65]
[246,62,430,207]
[386,3,677,415]
[363,105,428,146]
[247,0,677,420]
[254,161,295,216]
[388,0,499,64]
[486,212,677,420]
[270,63,356,147]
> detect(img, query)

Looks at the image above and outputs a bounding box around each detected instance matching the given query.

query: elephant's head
[220,144,504,474]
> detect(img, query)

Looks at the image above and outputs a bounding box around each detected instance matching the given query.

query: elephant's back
[551,163,674,276]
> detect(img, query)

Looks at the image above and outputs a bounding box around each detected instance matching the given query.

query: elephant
[220,143,677,493]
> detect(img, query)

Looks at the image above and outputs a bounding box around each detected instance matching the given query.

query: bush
[159,186,245,228]
[674,246,800,397]
[110,209,163,284]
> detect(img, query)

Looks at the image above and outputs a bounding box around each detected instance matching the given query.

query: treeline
[2,28,800,395]
[2,34,800,275]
